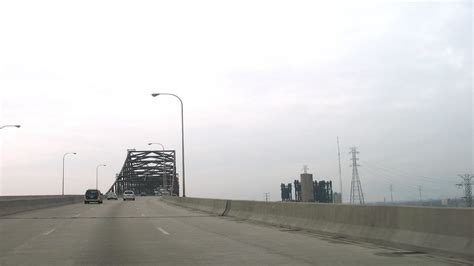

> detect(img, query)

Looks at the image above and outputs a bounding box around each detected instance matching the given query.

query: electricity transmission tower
[418,186,423,205]
[264,192,270,202]
[457,174,473,207]
[389,184,394,203]
[349,147,365,204]
[337,137,343,203]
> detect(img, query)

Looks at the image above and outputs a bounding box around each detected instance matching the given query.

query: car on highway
[84,189,103,204]
[106,192,118,200]
[159,188,171,196]
[140,191,147,196]
[123,190,135,201]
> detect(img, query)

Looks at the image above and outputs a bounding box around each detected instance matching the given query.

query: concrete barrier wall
[0,195,83,216]
[163,196,473,259]
[161,196,228,215]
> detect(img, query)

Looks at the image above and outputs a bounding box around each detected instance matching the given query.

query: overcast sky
[0,1,472,202]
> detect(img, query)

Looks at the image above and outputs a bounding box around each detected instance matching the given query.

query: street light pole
[96,164,106,190]
[148,143,167,190]
[62,152,77,195]
[151,93,186,197]
[0,125,21,129]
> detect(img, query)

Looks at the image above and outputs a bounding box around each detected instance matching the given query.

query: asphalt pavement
[0,197,469,265]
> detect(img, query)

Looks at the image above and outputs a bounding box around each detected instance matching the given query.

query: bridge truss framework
[109,149,179,196]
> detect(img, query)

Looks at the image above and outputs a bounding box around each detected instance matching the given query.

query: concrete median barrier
[163,196,473,259]
[0,195,83,216]
[161,196,229,216]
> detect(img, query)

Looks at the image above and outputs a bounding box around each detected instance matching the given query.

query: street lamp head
[1,124,21,129]
[73,152,77,155]
[151,93,160,97]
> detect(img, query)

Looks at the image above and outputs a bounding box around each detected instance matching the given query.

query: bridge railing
[0,195,83,216]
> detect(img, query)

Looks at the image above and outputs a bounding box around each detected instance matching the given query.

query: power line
[361,160,453,184]
[361,163,449,195]
[362,164,423,190]
[360,164,443,200]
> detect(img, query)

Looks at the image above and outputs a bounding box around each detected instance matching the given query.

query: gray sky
[0,1,472,202]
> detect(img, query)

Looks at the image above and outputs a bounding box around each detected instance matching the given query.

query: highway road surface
[0,197,470,265]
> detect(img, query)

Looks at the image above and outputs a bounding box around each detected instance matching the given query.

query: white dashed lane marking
[157,227,170,235]
[43,229,55,235]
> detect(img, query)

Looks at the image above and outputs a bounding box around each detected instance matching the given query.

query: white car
[123,190,135,201]
[107,192,118,200]
[159,188,170,196]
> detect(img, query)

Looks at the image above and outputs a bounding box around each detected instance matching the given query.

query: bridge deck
[0,197,467,265]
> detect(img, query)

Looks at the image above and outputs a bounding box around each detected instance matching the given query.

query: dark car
[84,189,103,204]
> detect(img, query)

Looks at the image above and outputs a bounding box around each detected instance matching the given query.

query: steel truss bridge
[108,149,179,196]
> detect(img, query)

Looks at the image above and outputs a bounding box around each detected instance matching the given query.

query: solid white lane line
[43,229,55,235]
[157,227,170,235]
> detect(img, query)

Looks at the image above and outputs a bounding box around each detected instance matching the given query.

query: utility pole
[457,174,473,207]
[349,147,365,204]
[96,164,106,190]
[62,152,77,195]
[148,143,167,190]
[151,93,186,197]
[337,137,343,203]
[264,192,270,202]
[418,186,423,206]
[389,184,394,203]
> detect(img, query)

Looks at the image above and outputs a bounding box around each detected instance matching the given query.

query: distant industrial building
[300,173,315,202]
[280,168,334,203]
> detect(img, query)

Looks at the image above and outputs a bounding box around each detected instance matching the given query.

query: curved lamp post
[0,125,21,129]
[148,142,165,150]
[151,93,186,197]
[96,164,106,190]
[62,152,77,195]
[148,142,168,191]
